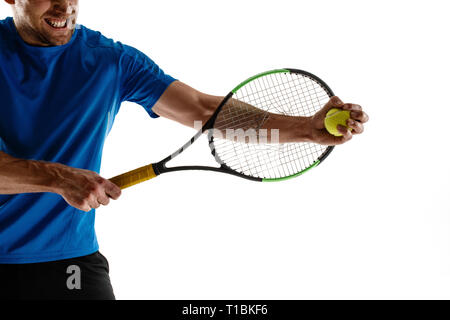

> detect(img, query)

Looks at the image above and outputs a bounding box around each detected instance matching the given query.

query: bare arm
[152,81,312,142]
[0,151,121,212]
[0,151,59,194]
[152,81,221,127]
[152,81,368,145]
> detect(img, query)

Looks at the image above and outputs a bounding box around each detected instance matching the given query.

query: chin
[40,19,75,46]
[41,34,71,46]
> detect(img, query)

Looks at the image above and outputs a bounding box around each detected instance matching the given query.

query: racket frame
[153,68,335,182]
[110,68,336,188]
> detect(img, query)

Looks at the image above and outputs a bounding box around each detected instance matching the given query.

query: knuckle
[94,186,102,195]
[96,177,106,185]
[89,199,99,209]
[350,110,360,118]
[85,182,96,193]
[358,125,364,134]
[99,196,110,205]
[87,184,102,195]
[110,188,121,200]
[331,96,342,105]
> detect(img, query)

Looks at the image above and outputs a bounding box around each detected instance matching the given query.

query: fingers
[97,193,110,206]
[313,96,345,130]
[350,110,369,123]
[322,96,344,113]
[335,99,369,136]
[79,194,110,212]
[105,181,122,200]
[341,103,361,112]
[323,97,368,123]
[337,125,353,142]
[342,104,369,124]
[88,196,101,210]
[329,96,344,107]
[88,179,121,210]
[79,178,121,212]
[58,167,123,212]
[80,193,115,212]
[347,118,364,134]
[311,96,368,146]
[79,203,91,213]
[329,98,369,123]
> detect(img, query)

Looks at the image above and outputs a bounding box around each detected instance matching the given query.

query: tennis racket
[109,68,334,189]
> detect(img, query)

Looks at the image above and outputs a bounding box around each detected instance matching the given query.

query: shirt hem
[0,246,99,264]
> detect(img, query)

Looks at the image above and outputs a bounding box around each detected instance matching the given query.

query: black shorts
[0,251,115,300]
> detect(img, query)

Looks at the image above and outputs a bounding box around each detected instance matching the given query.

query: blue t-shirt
[0,17,176,263]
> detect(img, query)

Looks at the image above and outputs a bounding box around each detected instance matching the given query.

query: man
[0,0,368,300]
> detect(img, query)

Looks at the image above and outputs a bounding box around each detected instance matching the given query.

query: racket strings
[212,71,331,179]
[215,141,326,178]
[214,76,329,133]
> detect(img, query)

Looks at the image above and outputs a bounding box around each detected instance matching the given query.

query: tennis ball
[324,108,352,137]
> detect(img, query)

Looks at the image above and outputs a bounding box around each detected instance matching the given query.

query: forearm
[262,113,312,143]
[152,81,312,143]
[0,151,61,195]
[218,98,312,143]
[0,151,122,211]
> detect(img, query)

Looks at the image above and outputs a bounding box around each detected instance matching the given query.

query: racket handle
[109,164,157,189]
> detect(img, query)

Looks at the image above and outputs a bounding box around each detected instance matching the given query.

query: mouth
[44,18,68,30]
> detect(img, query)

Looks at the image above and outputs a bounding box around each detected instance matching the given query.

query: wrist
[35,161,68,194]
[264,114,313,143]
[286,116,313,143]
[294,116,313,143]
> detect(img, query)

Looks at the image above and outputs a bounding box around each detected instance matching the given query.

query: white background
[2,0,450,299]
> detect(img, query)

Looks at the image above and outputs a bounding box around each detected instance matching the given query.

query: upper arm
[119,45,176,118]
[152,81,223,128]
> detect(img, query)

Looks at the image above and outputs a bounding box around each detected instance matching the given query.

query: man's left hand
[309,96,369,145]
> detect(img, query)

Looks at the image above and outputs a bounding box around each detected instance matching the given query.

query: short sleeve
[119,45,176,118]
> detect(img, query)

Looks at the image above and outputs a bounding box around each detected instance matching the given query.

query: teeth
[46,19,67,28]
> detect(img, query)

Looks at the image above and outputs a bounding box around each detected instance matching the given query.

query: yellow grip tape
[109,164,157,189]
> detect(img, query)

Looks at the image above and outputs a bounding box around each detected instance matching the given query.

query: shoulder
[77,25,118,49]
[0,17,14,43]
[76,24,144,62]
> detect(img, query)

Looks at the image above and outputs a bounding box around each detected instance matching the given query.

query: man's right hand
[51,164,122,212]
[0,151,122,212]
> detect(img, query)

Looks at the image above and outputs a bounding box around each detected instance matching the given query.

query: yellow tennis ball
[324,108,352,137]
